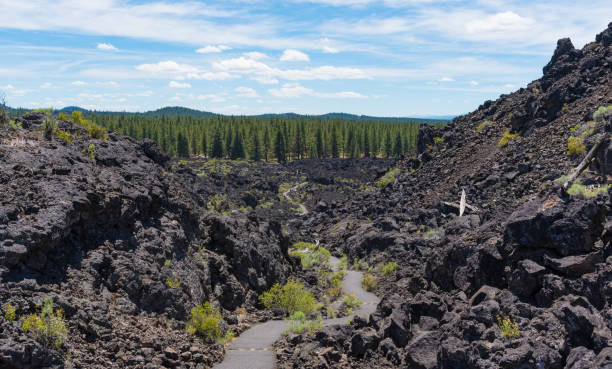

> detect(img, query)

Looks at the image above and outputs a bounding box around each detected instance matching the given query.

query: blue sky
[0,1,609,116]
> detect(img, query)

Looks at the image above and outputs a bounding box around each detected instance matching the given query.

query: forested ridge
[90,112,446,160]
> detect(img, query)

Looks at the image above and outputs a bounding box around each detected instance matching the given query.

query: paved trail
[212,256,380,369]
[282,183,309,215]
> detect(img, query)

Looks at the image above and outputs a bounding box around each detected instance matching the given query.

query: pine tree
[176,131,190,157]
[315,127,323,159]
[201,132,207,158]
[363,128,370,158]
[263,126,271,161]
[210,128,224,158]
[225,129,233,158]
[393,131,403,157]
[275,130,286,163]
[190,132,198,156]
[345,129,355,158]
[250,131,262,161]
[230,130,245,160]
[331,125,339,159]
[384,131,392,158]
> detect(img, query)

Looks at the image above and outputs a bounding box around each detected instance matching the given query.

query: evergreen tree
[363,128,370,158]
[331,125,339,159]
[315,127,323,159]
[201,132,207,158]
[345,129,356,158]
[210,128,224,158]
[384,131,392,158]
[263,126,271,161]
[274,130,286,163]
[176,131,190,157]
[230,130,245,159]
[393,131,403,157]
[225,129,233,158]
[250,131,262,161]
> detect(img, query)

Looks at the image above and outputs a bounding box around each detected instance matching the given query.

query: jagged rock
[543,251,604,277]
[350,328,379,357]
[404,331,439,369]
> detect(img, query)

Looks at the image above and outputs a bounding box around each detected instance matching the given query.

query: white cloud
[465,11,534,34]
[181,72,238,81]
[235,86,259,98]
[169,81,192,88]
[269,83,366,98]
[243,51,269,60]
[1,84,14,90]
[469,81,479,86]
[197,93,227,103]
[196,45,231,53]
[136,90,154,97]
[71,81,87,86]
[97,43,118,51]
[98,81,119,87]
[251,75,279,84]
[438,77,454,82]
[280,49,310,62]
[40,82,52,88]
[323,45,339,53]
[136,61,199,74]
[213,57,370,81]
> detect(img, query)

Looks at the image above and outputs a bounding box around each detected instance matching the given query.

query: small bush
[433,136,444,144]
[498,130,519,147]
[4,304,16,321]
[380,261,398,276]
[9,120,21,131]
[338,254,348,270]
[58,112,68,121]
[567,182,611,198]
[42,117,57,139]
[593,105,612,122]
[82,144,96,159]
[326,307,336,318]
[72,110,107,139]
[343,294,361,309]
[376,168,400,188]
[567,136,586,156]
[361,273,377,292]
[284,311,322,334]
[166,277,180,288]
[55,129,72,144]
[353,258,368,271]
[259,279,317,315]
[163,259,171,267]
[476,120,492,132]
[497,315,520,338]
[21,299,68,349]
[185,302,222,341]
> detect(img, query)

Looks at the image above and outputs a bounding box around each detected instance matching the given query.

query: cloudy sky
[0,1,609,116]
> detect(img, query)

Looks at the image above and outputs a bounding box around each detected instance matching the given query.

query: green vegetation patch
[377,168,401,188]
[260,279,318,315]
[21,298,68,349]
[380,261,399,276]
[283,311,323,335]
[343,294,362,309]
[498,130,519,147]
[186,302,222,341]
[476,120,492,132]
[567,182,611,198]
[567,136,586,156]
[361,272,378,291]
[593,105,612,122]
[497,315,520,338]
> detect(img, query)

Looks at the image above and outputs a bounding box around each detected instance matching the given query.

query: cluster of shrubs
[361,273,377,291]
[498,130,519,147]
[567,136,586,156]
[259,279,318,315]
[376,168,400,188]
[4,299,68,350]
[289,242,331,269]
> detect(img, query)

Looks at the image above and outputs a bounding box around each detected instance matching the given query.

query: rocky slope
[275,23,612,368]
[0,116,299,368]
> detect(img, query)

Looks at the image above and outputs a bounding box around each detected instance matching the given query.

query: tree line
[87,113,445,161]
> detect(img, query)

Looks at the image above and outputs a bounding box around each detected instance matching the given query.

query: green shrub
[4,304,16,321]
[166,277,180,288]
[380,261,398,276]
[353,258,368,271]
[338,254,348,270]
[42,117,57,139]
[433,137,444,144]
[376,168,400,188]
[58,112,68,121]
[72,110,107,139]
[361,273,377,292]
[284,311,322,334]
[497,315,520,338]
[327,270,344,298]
[343,294,361,309]
[9,120,21,131]
[476,120,492,132]
[185,302,222,341]
[163,259,171,267]
[498,130,519,147]
[567,182,611,198]
[567,136,586,156]
[326,307,336,318]
[55,129,72,144]
[21,299,68,349]
[593,105,612,121]
[259,279,317,315]
[82,144,96,159]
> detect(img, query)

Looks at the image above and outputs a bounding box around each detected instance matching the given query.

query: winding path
[282,183,309,215]
[212,256,380,369]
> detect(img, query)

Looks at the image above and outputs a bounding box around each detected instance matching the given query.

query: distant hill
[6,105,451,123]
